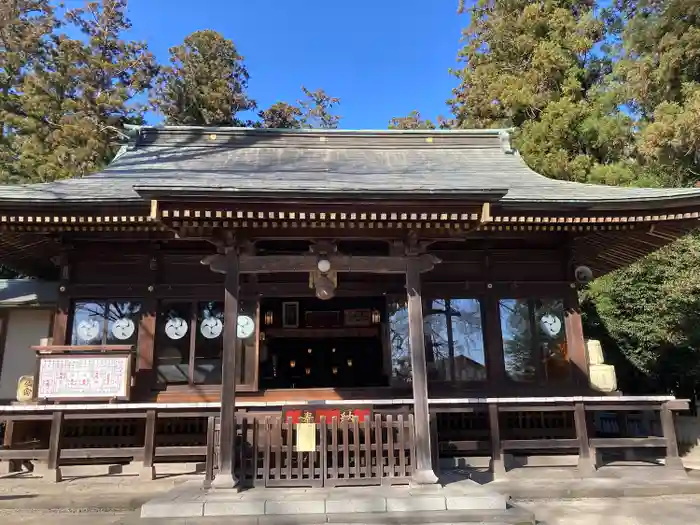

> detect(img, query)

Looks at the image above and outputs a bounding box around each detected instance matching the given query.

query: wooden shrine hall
[0,126,699,487]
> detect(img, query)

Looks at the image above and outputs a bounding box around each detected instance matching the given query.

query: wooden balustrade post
[46,411,63,483]
[405,257,438,485]
[204,416,216,486]
[141,409,157,480]
[660,403,684,472]
[0,420,19,474]
[212,247,240,489]
[574,403,595,476]
[429,411,439,474]
[488,403,506,479]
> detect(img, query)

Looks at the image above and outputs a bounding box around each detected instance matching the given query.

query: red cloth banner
[282,407,371,424]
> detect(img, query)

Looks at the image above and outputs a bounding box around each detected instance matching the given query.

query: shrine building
[0,126,698,487]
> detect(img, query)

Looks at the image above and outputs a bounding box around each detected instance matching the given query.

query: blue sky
[64,0,467,128]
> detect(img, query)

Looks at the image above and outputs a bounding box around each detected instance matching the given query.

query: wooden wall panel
[160,254,220,285]
[489,261,565,282]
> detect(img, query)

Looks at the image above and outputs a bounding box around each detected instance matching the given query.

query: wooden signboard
[296,422,317,452]
[344,308,372,327]
[35,353,132,402]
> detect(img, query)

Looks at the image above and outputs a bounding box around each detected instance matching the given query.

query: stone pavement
[3,469,700,523]
[0,471,202,511]
[520,495,700,525]
[3,496,700,525]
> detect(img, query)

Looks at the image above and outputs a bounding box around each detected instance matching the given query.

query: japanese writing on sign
[37,356,129,400]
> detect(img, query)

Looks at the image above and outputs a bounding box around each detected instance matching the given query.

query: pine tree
[0,0,56,182]
[613,0,700,187]
[297,87,340,129]
[450,0,636,184]
[388,111,436,130]
[150,30,255,126]
[258,102,302,129]
[258,87,342,129]
[4,0,156,183]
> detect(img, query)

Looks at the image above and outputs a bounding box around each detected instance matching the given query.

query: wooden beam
[212,247,240,489]
[206,253,440,275]
[405,257,437,485]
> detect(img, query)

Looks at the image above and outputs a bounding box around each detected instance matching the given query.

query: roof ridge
[125,124,513,135]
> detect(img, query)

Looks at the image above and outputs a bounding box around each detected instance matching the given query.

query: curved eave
[133,186,510,202]
[500,193,700,211]
[572,220,699,278]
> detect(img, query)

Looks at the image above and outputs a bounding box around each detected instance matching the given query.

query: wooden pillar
[574,402,595,476]
[0,420,19,474]
[137,246,159,374]
[140,409,157,480]
[52,249,71,345]
[564,285,588,387]
[445,299,455,382]
[405,257,438,485]
[204,415,217,486]
[488,403,506,478]
[46,411,63,483]
[483,293,505,388]
[212,247,240,489]
[660,403,684,472]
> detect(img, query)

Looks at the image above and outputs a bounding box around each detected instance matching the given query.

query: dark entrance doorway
[258,296,388,389]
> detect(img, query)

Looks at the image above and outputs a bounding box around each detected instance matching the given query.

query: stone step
[142,493,509,518]
[133,507,535,525]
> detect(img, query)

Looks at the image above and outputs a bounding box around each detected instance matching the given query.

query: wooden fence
[206,413,415,487]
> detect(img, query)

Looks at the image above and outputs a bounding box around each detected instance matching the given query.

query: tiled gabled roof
[1,126,699,209]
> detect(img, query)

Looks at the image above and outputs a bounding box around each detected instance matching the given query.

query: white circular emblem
[112,318,135,340]
[200,317,223,339]
[540,314,563,338]
[165,317,188,340]
[77,319,101,342]
[237,315,255,339]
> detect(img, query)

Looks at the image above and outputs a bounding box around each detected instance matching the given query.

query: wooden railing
[0,397,688,482]
[431,398,687,475]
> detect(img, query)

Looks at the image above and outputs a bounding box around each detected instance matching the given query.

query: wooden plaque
[36,353,132,401]
[344,308,372,327]
[296,422,317,452]
[16,375,34,402]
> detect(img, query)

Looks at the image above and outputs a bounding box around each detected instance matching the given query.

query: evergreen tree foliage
[258,102,303,129]
[258,87,342,129]
[297,87,341,129]
[1,0,156,183]
[150,29,254,126]
[389,110,436,130]
[612,0,700,187]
